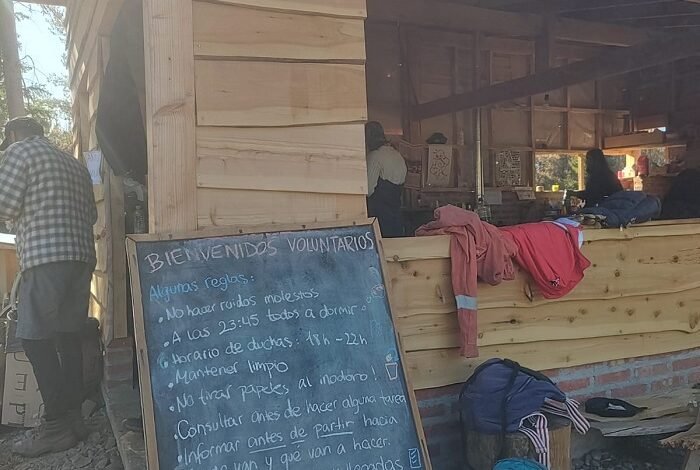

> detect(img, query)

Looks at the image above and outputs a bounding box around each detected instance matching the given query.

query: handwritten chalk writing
[306,331,329,346]
[204,273,251,291]
[320,371,369,386]
[286,232,374,255]
[171,347,221,365]
[133,226,426,470]
[247,360,289,379]
[251,410,281,423]
[362,414,399,427]
[309,445,332,459]
[165,302,217,320]
[174,327,210,343]
[226,341,245,355]
[342,395,377,415]
[264,289,319,305]
[175,363,239,385]
[247,336,294,352]
[220,296,258,311]
[319,304,358,319]
[266,308,300,322]
[313,418,355,439]
[149,281,198,302]
[248,432,284,450]
[284,400,302,419]
[199,385,236,406]
[305,399,338,415]
[337,333,368,346]
[219,316,260,336]
[179,440,241,466]
[344,457,404,470]
[176,393,195,412]
[353,437,391,450]
[145,241,278,274]
[280,450,302,469]
[176,413,244,441]
[239,383,290,402]
[379,393,407,406]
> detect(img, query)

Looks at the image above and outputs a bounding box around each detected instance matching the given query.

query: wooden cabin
[58,0,700,468]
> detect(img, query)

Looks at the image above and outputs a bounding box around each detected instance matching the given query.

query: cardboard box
[2,351,44,428]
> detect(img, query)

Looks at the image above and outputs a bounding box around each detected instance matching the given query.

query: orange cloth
[416,206,518,357]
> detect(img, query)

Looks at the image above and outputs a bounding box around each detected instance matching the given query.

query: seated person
[572,148,623,207]
[365,121,407,237]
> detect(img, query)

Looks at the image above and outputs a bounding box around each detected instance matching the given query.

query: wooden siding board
[196,125,367,195]
[197,188,367,228]
[193,2,365,60]
[203,0,366,18]
[194,60,367,127]
[384,227,700,389]
[405,331,700,390]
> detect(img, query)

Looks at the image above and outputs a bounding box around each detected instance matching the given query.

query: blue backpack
[459,359,566,467]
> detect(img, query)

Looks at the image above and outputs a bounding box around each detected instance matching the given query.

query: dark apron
[367,178,404,238]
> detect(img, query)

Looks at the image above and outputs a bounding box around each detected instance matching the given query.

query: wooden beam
[574,2,700,22]
[366,0,653,46]
[627,15,700,28]
[143,0,197,233]
[413,30,700,119]
[13,0,66,5]
[521,0,679,14]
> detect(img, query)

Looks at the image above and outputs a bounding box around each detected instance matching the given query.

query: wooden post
[142,0,197,233]
[0,0,26,117]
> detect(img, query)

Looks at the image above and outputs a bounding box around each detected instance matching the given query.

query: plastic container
[637,154,650,177]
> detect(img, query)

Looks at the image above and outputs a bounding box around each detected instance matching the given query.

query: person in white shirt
[366,121,407,237]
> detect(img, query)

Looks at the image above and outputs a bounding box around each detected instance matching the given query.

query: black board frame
[125,219,432,470]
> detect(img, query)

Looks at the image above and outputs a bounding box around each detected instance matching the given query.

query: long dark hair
[585,148,615,181]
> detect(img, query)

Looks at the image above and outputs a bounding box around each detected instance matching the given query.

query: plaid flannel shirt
[0,136,97,271]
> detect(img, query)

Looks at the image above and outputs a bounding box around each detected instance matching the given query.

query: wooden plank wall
[191,0,369,229]
[66,0,127,345]
[383,224,700,390]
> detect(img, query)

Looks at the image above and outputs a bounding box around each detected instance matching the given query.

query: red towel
[416,205,518,357]
[500,221,590,299]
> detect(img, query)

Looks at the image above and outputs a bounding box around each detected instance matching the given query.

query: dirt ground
[0,411,123,470]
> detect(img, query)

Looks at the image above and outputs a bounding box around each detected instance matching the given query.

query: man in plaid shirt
[0,117,97,456]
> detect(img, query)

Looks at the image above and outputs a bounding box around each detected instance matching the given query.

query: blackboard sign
[127,222,431,470]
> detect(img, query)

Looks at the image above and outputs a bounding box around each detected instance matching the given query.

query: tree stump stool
[463,417,572,470]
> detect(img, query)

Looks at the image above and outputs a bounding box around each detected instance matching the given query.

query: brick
[596,370,631,385]
[608,383,649,398]
[651,376,685,393]
[634,364,670,378]
[689,370,700,387]
[557,378,591,393]
[423,422,460,439]
[419,404,447,419]
[672,357,700,372]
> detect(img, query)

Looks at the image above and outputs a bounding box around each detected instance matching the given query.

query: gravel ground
[573,436,687,470]
[0,411,123,470]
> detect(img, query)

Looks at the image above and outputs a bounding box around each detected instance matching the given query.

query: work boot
[68,409,91,441]
[12,416,78,457]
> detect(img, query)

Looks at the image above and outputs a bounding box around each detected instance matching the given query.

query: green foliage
[0,5,71,151]
[535,153,580,191]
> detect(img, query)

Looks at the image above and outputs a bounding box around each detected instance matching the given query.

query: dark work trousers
[16,261,93,422]
[23,333,83,421]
